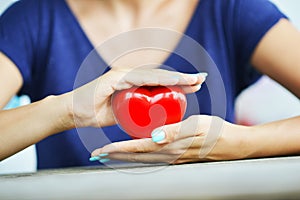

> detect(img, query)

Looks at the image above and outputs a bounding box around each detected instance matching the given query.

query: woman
[0,0,299,168]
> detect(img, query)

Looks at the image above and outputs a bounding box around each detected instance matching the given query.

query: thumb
[151,115,210,144]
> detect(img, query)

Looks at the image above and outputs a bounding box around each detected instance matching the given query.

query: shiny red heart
[112,86,187,139]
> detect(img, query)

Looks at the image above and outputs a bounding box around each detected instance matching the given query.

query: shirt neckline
[62,0,202,68]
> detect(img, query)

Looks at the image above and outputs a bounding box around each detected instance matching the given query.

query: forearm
[247,116,300,158]
[0,94,74,160]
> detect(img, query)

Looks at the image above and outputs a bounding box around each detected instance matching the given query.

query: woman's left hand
[91,115,254,164]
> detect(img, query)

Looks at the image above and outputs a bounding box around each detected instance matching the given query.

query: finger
[170,157,212,164]
[151,115,214,144]
[180,84,203,94]
[107,152,177,164]
[93,137,208,164]
[115,69,207,89]
[92,135,203,159]
[153,136,203,159]
[106,148,209,164]
[91,138,164,157]
[171,159,200,165]
[158,136,204,152]
[160,146,212,162]
[154,70,207,86]
[157,135,223,162]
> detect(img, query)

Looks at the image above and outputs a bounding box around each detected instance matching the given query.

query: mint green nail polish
[151,130,166,143]
[99,158,110,163]
[99,153,109,157]
[89,156,100,162]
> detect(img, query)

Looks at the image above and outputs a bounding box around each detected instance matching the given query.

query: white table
[1,156,300,199]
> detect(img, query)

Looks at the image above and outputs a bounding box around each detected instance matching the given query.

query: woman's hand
[68,69,207,128]
[90,115,253,164]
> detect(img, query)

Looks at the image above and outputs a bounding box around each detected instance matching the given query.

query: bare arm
[0,95,73,160]
[248,19,300,157]
[0,52,23,108]
[90,19,300,163]
[249,116,300,158]
[252,19,300,98]
[0,52,74,160]
[0,52,205,160]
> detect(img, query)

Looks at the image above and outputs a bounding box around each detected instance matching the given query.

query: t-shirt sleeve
[233,0,288,93]
[0,0,38,93]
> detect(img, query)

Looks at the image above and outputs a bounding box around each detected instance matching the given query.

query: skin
[91,4,300,163]
[0,59,204,160]
[0,0,202,160]
[1,0,300,163]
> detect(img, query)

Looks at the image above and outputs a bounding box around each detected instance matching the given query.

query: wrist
[240,125,267,159]
[231,124,259,160]
[43,93,75,135]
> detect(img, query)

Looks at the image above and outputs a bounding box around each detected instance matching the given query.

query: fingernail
[99,153,109,157]
[195,84,202,90]
[99,158,110,163]
[190,72,208,78]
[89,156,100,162]
[189,73,208,83]
[151,129,166,143]
[199,72,208,78]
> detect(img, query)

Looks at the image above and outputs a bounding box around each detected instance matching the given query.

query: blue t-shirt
[0,0,286,169]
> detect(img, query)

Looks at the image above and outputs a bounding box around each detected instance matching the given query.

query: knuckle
[134,141,149,153]
[164,127,178,142]
[166,132,176,142]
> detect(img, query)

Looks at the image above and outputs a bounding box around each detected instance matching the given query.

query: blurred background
[0,0,299,174]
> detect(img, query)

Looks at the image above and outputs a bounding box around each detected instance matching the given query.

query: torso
[66,0,199,69]
[3,0,270,168]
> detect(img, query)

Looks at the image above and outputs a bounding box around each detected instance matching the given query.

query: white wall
[272,0,300,26]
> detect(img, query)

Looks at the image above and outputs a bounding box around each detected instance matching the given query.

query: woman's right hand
[66,68,207,129]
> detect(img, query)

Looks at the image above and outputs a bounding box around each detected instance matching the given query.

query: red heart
[112,86,187,139]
